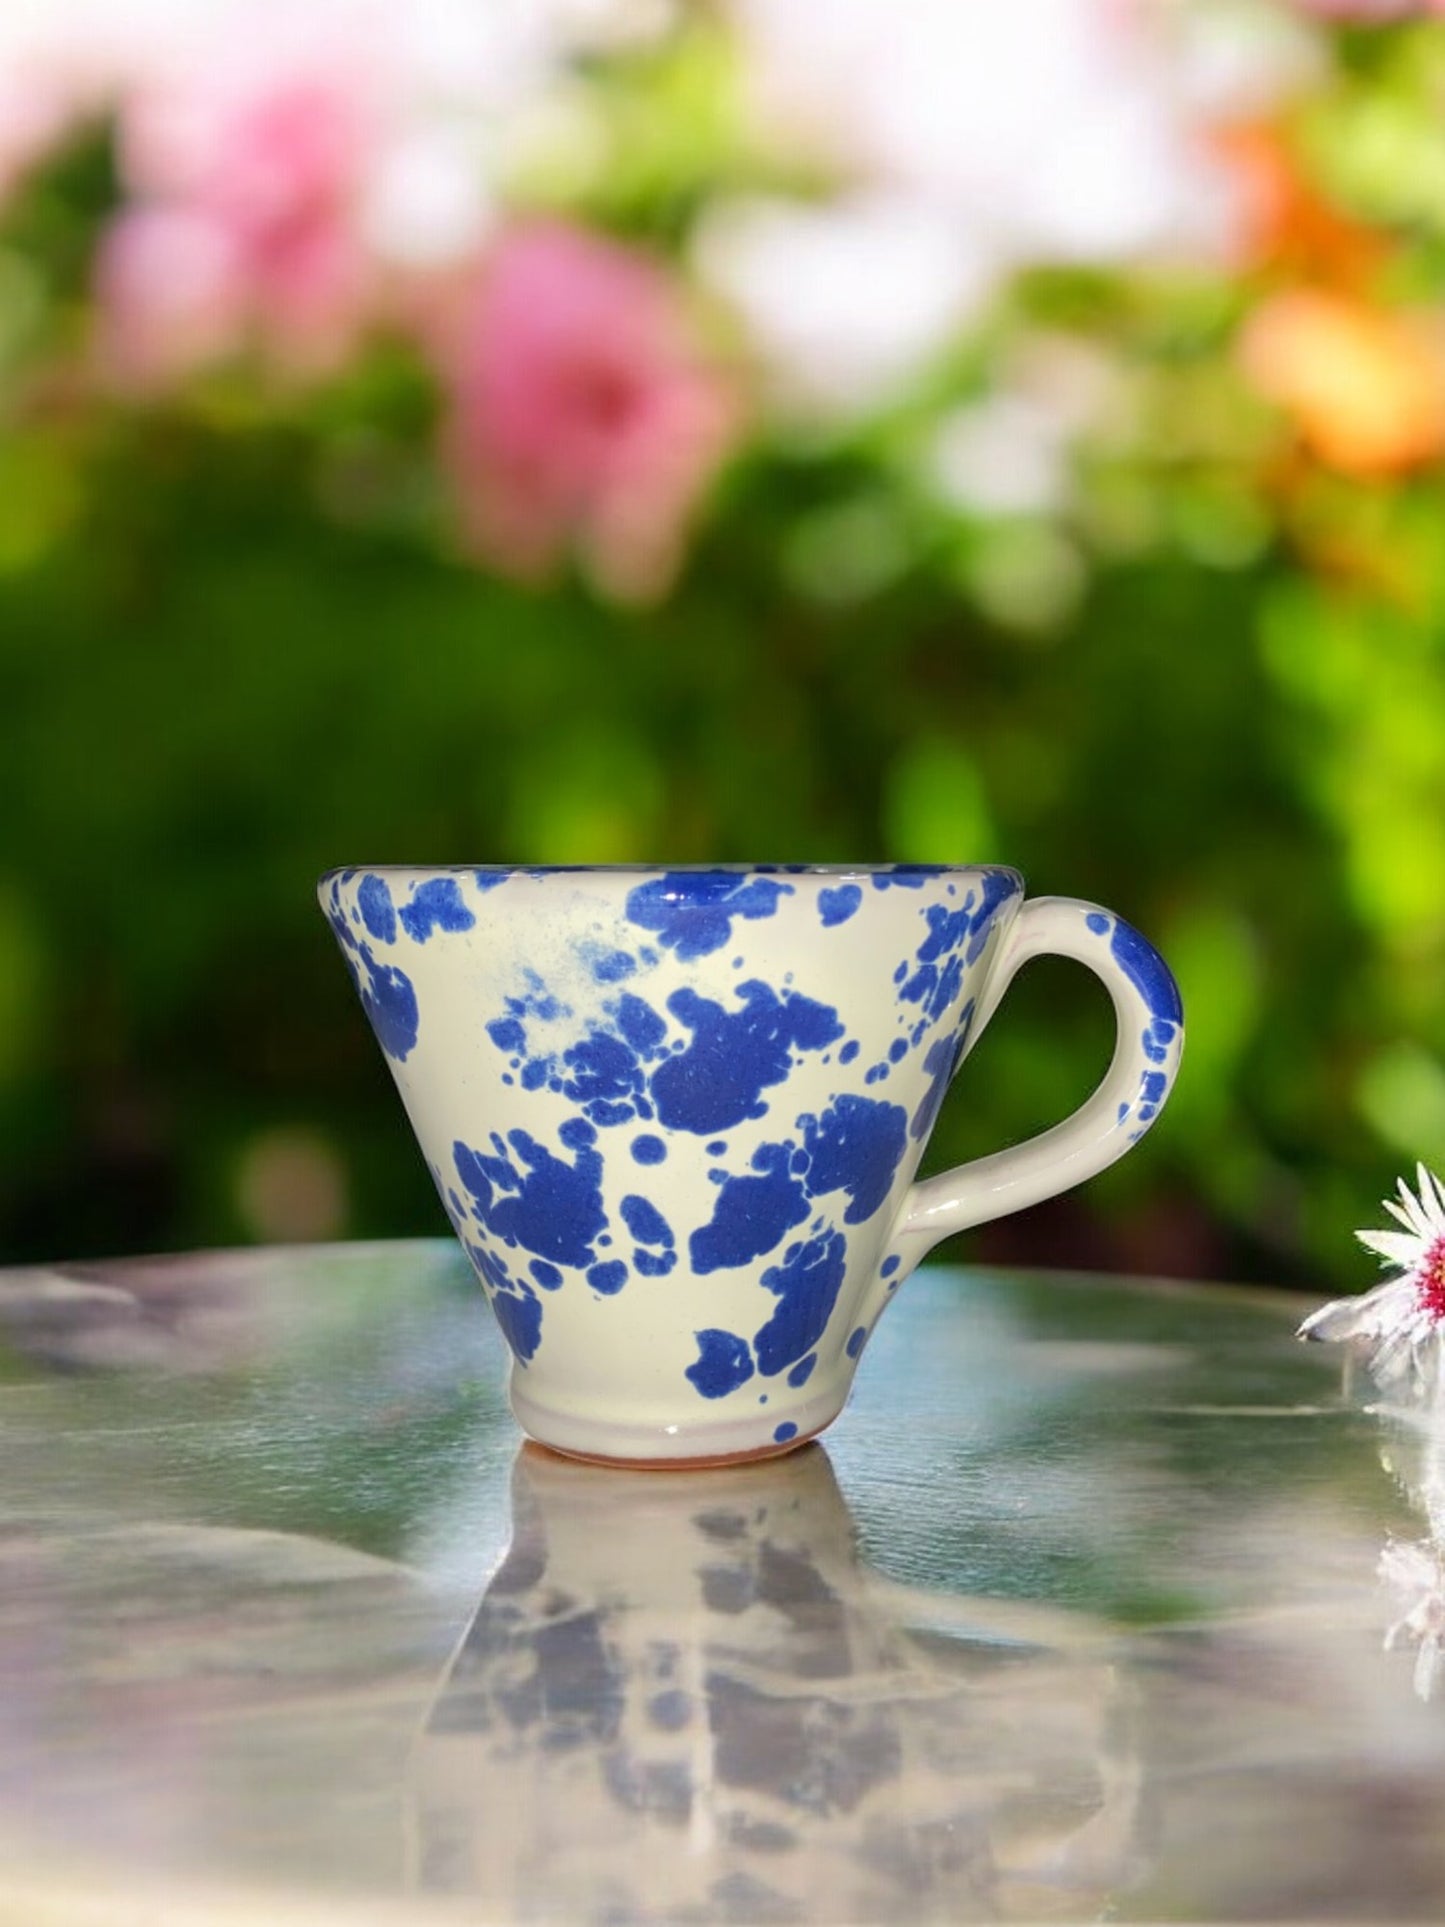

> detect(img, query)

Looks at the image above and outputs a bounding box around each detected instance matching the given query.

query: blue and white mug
[320,865,1183,1464]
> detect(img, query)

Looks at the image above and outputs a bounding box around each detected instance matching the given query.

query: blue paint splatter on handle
[1104,917,1184,1025]
[1134,1060,1172,1125]
[1142,1016,1177,1064]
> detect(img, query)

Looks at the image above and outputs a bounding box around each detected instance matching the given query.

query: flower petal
[1385,1196,1427,1236]
[1357,1227,1425,1267]
[1418,1163,1445,1230]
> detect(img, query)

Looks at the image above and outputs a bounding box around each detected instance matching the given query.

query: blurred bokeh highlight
[2,0,1444,1287]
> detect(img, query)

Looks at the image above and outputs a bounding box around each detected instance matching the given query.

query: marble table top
[0,1241,1438,1923]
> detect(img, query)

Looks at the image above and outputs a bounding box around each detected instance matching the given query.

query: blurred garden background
[2,0,1444,1288]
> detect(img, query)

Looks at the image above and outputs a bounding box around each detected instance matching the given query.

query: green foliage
[0,386,1398,1281]
[4,24,1445,1290]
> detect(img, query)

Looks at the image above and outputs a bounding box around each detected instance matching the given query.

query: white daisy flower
[1298,1163,1445,1397]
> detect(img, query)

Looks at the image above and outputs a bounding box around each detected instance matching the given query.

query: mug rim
[319,862,1025,885]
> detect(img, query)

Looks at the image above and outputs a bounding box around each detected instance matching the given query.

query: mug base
[525,1426,823,1472]
[509,1376,850,1467]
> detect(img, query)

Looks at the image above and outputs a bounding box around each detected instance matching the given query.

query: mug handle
[886,896,1184,1282]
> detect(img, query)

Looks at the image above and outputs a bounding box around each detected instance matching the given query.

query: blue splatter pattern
[321,864,1181,1430]
[818,883,862,927]
[751,1230,848,1377]
[1086,911,1184,1134]
[686,1328,755,1398]
[454,1116,606,1271]
[399,876,475,943]
[649,982,844,1133]
[325,864,1010,1379]
[323,875,419,1060]
[358,874,398,944]
[625,871,793,962]
[690,1140,810,1275]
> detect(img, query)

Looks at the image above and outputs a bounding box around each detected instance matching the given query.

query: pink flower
[97,53,375,388]
[1300,1164,1445,1395]
[94,206,245,391]
[440,222,740,602]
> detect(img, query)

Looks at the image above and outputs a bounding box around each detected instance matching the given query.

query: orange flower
[1240,288,1445,476]
[1213,124,1384,289]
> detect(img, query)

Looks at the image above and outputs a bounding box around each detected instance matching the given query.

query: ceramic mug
[319,864,1183,1463]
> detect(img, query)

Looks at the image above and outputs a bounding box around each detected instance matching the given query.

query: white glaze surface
[320,866,1182,1458]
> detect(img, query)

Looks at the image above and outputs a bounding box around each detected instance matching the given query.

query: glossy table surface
[0,1241,1441,1923]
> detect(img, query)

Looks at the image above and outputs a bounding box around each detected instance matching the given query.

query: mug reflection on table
[322,865,1183,1465]
[409,1445,1143,1923]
